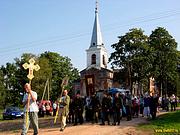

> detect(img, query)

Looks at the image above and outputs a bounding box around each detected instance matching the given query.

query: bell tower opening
[91,54,96,64]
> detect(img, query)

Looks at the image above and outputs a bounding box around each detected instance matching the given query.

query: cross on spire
[89,0,104,48]
[95,0,98,13]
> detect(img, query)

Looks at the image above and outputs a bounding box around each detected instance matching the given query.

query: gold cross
[22,58,40,80]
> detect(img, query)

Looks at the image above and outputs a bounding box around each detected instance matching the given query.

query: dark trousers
[164,104,169,111]
[171,102,176,111]
[53,109,57,116]
[89,109,93,121]
[85,108,91,121]
[74,110,83,124]
[134,105,139,117]
[68,111,74,124]
[92,110,99,123]
[113,110,120,125]
[125,106,132,121]
[140,104,144,115]
[101,111,110,125]
[150,107,157,119]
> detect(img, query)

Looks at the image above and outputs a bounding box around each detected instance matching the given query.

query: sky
[0,0,180,71]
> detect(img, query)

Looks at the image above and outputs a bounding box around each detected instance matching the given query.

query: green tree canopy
[110,27,179,96]
[0,69,7,108]
[109,28,149,90]
[39,51,80,100]
[149,27,178,95]
[0,51,80,106]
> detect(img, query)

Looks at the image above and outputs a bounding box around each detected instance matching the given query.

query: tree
[0,51,80,106]
[39,51,80,100]
[148,27,178,96]
[1,63,20,106]
[0,69,7,109]
[176,51,180,97]
[109,28,150,93]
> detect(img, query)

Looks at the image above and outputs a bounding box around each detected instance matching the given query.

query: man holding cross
[22,58,40,135]
[58,89,70,131]
[21,83,39,135]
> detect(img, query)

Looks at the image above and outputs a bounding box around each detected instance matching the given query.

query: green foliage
[0,69,7,109]
[109,27,179,95]
[0,51,80,107]
[1,63,21,107]
[149,27,178,95]
[109,28,150,89]
[32,56,52,101]
[39,51,80,100]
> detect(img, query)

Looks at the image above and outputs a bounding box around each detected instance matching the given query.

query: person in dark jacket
[68,98,75,124]
[143,94,150,117]
[139,94,144,117]
[125,91,132,121]
[149,93,159,119]
[112,93,123,125]
[73,92,84,125]
[164,96,169,112]
[100,92,111,125]
[90,94,101,123]
[85,96,91,122]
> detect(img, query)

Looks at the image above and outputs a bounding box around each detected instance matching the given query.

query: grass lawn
[138,110,180,134]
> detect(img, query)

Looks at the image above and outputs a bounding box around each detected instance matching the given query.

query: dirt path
[0,115,153,135]
[1,107,175,135]
[1,108,178,135]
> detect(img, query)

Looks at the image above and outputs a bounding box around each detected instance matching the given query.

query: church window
[91,54,96,64]
[103,55,106,65]
[93,43,95,46]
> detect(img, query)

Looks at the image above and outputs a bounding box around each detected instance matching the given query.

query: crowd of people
[21,83,179,134]
[37,91,179,126]
[66,91,179,126]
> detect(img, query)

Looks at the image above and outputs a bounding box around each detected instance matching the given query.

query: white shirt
[86,97,91,106]
[59,96,65,108]
[22,91,39,112]
[53,103,57,109]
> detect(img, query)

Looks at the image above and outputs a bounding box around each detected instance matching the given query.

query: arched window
[103,55,106,65]
[91,54,96,64]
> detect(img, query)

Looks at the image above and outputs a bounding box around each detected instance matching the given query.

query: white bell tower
[86,1,108,69]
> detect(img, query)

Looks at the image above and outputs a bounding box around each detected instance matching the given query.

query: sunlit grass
[138,110,180,134]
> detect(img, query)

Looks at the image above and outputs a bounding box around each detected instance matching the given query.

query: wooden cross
[23,58,40,82]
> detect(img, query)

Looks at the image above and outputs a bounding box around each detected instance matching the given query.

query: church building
[80,1,113,96]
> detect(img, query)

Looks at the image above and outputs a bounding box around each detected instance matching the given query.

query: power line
[103,9,180,28]
[0,9,180,55]
[103,10,180,31]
